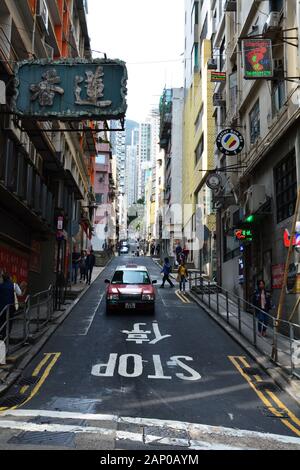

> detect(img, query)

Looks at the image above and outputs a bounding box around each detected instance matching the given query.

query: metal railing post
[5,305,10,350]
[217,286,219,315]
[290,323,295,376]
[253,310,257,346]
[208,281,211,309]
[226,291,229,323]
[238,298,241,333]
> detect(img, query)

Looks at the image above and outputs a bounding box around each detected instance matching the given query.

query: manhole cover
[8,431,75,448]
[0,394,25,407]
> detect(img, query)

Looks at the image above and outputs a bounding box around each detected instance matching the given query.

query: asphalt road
[1,256,300,450]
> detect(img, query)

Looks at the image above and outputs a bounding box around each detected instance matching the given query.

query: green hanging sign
[12,58,128,121]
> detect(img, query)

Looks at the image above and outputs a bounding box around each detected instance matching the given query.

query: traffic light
[245,215,255,223]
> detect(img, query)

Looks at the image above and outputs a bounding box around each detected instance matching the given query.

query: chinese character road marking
[121,322,171,345]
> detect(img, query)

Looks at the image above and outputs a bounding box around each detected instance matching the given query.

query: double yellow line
[229,355,300,437]
[0,352,61,412]
[175,290,191,304]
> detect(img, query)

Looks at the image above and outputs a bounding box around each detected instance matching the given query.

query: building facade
[183,0,216,274]
[213,0,300,322]
[0,0,96,295]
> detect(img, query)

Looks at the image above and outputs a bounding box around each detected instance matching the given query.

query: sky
[87,0,185,123]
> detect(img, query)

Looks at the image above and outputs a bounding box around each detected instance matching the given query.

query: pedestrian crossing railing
[188,273,300,380]
[0,285,53,358]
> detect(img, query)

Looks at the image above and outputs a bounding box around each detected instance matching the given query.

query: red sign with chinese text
[0,245,29,284]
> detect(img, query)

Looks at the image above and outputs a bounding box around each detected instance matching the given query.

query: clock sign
[216,129,244,156]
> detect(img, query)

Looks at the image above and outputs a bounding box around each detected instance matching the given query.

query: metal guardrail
[189,273,300,379]
[0,285,53,358]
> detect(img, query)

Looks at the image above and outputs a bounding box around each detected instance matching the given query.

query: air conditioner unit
[263,11,281,34]
[244,185,267,214]
[37,0,49,33]
[207,58,218,70]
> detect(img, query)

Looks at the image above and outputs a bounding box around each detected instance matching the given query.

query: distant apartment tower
[137,122,151,200]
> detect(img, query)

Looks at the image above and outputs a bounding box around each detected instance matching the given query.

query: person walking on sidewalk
[252,279,273,337]
[85,249,96,285]
[79,250,87,283]
[177,260,189,292]
[0,273,21,339]
[160,258,174,288]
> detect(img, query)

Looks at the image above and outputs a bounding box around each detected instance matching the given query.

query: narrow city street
[0,256,300,450]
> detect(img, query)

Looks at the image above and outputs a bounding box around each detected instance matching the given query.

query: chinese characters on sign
[13,59,127,120]
[235,229,254,242]
[242,39,273,79]
[0,246,29,284]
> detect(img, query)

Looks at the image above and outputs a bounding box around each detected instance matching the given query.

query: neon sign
[283,229,300,248]
[235,229,253,242]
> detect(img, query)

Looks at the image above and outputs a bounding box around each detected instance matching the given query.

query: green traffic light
[245,215,255,223]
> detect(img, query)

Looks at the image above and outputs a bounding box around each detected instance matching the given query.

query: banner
[242,39,273,79]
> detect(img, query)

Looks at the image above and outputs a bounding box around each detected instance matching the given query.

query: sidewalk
[0,262,112,395]
[188,287,300,406]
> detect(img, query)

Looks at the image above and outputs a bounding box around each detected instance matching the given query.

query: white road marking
[1,409,300,447]
[63,294,104,336]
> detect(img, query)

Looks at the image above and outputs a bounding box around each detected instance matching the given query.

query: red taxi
[105,264,157,314]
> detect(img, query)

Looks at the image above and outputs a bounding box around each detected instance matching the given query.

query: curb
[0,256,115,397]
[187,291,300,408]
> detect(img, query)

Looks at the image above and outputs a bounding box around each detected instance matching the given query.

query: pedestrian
[79,250,87,282]
[72,247,81,284]
[150,242,155,256]
[182,246,190,263]
[85,249,96,285]
[252,279,273,337]
[0,273,21,339]
[160,258,174,288]
[156,243,161,257]
[177,260,189,292]
[175,243,182,264]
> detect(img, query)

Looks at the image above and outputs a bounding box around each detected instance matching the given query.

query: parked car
[105,264,157,314]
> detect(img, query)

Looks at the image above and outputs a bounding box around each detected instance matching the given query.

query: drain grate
[0,394,26,408]
[242,367,261,376]
[18,377,39,387]
[258,406,289,419]
[8,431,75,448]
[255,381,278,392]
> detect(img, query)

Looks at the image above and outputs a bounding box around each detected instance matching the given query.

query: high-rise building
[182,0,216,274]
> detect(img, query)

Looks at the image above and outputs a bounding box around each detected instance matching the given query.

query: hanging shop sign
[283,223,300,248]
[206,173,222,190]
[234,229,254,242]
[210,71,226,82]
[12,59,128,120]
[216,129,245,156]
[242,39,273,80]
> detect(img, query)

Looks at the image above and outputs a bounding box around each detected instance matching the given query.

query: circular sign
[206,172,222,190]
[216,129,244,156]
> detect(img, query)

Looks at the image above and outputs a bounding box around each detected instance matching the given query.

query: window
[195,135,204,165]
[269,0,283,12]
[95,193,104,204]
[249,100,260,144]
[274,150,297,223]
[272,80,285,115]
[96,154,106,164]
